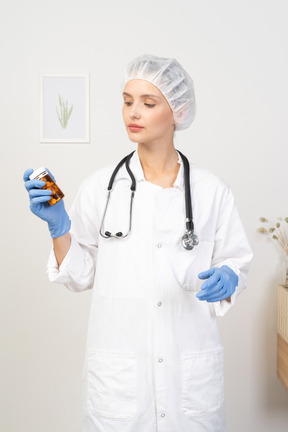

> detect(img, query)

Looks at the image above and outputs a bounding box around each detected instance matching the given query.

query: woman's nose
[130,103,141,119]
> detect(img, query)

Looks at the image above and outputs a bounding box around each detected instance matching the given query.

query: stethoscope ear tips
[104,231,123,238]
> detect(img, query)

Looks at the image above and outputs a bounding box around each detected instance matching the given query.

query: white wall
[1,0,288,430]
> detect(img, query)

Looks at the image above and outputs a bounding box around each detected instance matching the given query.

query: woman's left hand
[196,266,239,302]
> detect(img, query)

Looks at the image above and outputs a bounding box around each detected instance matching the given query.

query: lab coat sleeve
[46,176,100,292]
[211,185,253,316]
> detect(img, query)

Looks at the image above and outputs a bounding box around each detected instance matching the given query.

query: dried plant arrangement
[258,217,288,255]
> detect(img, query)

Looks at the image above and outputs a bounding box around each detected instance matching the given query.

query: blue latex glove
[196,265,239,302]
[23,168,71,238]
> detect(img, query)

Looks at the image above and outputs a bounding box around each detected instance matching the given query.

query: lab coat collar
[115,148,185,190]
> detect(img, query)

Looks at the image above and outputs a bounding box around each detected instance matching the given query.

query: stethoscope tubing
[176,150,193,233]
[99,149,199,249]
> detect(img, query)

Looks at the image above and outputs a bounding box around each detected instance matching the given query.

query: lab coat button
[157,301,162,306]
[161,413,165,417]
[157,243,163,248]
[158,358,163,362]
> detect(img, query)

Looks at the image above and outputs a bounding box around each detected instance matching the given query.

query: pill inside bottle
[29,167,64,206]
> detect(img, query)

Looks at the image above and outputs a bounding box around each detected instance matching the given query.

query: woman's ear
[177,105,188,122]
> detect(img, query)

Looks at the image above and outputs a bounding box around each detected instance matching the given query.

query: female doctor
[24,54,253,432]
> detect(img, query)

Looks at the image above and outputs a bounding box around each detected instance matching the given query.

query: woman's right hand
[23,168,71,238]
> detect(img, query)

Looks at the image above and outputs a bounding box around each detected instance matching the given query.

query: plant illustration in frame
[56,94,73,129]
[39,74,89,143]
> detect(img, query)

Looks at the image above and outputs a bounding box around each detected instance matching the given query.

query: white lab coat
[47,150,253,432]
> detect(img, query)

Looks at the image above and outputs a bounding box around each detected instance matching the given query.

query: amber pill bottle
[29,167,64,206]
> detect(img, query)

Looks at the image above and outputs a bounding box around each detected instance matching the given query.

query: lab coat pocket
[87,349,137,420]
[170,240,215,291]
[181,347,224,418]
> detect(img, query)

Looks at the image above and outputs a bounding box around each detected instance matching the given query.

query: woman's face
[122,79,175,145]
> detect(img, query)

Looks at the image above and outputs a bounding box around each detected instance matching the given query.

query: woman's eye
[123,101,155,108]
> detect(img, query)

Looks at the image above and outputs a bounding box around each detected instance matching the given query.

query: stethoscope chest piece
[182,230,199,250]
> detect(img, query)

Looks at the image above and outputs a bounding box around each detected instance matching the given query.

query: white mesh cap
[122,54,196,131]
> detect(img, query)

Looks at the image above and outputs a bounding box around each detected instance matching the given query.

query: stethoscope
[99,150,199,250]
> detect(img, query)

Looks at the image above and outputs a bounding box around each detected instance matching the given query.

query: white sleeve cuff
[46,233,94,292]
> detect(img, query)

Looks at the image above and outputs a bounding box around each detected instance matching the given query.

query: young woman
[24,54,253,432]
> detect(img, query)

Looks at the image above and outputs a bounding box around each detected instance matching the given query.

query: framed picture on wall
[39,74,90,143]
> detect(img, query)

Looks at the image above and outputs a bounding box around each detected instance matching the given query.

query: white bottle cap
[29,167,48,180]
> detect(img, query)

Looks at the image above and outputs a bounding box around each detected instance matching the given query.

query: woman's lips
[128,125,144,132]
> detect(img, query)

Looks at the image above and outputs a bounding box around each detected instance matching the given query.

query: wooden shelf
[278,334,288,390]
[277,285,288,390]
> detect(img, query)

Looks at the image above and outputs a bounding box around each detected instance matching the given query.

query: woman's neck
[137,141,180,188]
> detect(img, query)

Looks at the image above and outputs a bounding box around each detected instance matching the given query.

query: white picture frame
[39,74,90,143]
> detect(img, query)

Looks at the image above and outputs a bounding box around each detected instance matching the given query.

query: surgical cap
[122,54,196,131]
